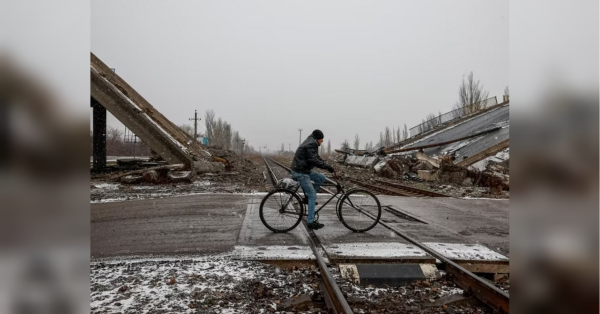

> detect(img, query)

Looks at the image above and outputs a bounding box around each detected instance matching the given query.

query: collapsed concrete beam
[91,66,194,169]
[345,155,379,168]
[90,53,210,160]
[416,152,440,168]
[455,139,509,167]
[335,126,503,157]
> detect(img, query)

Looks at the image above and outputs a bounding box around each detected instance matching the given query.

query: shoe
[307,222,325,230]
[303,198,318,205]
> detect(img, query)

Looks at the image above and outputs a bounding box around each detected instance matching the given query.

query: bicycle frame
[264,177,381,232]
[286,179,350,215]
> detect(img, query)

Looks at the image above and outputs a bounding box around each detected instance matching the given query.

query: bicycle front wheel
[338,189,381,232]
[259,189,304,233]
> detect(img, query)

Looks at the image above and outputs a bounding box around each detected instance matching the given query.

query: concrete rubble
[334,147,509,198]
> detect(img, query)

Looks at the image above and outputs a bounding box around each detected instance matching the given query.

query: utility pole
[241,139,245,160]
[298,128,303,146]
[288,143,291,152]
[189,110,201,144]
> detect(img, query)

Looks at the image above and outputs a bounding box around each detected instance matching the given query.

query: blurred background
[0,0,597,313]
[510,1,598,313]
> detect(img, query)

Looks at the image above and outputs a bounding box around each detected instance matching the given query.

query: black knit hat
[312,129,324,140]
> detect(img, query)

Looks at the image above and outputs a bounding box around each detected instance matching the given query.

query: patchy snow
[92,197,129,204]
[93,183,121,190]
[324,242,428,258]
[469,147,510,171]
[460,196,510,200]
[91,253,490,313]
[193,180,212,187]
[232,245,314,260]
[438,287,464,297]
[424,243,509,261]
[91,255,323,313]
[132,185,158,190]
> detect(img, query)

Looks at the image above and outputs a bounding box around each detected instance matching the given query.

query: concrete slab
[237,201,309,247]
[423,243,508,261]
[232,245,314,261]
[345,155,379,168]
[377,196,509,256]
[323,242,435,264]
[324,242,428,259]
[339,264,439,286]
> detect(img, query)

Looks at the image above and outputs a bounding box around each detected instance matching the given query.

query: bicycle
[259,175,382,233]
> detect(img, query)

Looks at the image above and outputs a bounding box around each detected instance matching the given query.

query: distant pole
[298,128,303,146]
[289,143,291,152]
[241,139,245,160]
[189,110,201,144]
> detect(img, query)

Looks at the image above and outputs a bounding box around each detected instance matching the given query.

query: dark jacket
[291,135,334,174]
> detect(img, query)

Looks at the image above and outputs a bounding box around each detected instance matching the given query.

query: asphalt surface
[91,194,259,258]
[405,105,509,158]
[379,196,510,256]
[91,193,509,259]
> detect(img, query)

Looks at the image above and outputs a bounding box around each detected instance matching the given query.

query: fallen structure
[90,52,229,180]
[335,102,510,193]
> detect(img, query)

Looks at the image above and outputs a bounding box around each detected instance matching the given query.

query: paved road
[91,194,259,258]
[91,194,509,259]
[405,105,509,158]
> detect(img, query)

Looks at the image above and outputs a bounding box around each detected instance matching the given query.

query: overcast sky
[91,0,508,152]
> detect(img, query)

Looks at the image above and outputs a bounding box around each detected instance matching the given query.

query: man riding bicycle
[291,129,337,230]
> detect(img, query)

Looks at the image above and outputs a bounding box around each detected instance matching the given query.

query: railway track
[347,177,450,197]
[261,155,509,313]
[262,156,354,313]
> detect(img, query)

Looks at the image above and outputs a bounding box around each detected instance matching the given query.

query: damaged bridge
[90,52,214,174]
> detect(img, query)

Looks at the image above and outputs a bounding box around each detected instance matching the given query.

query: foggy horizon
[91,0,508,152]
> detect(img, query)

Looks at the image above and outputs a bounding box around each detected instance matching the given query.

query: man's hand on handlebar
[332,171,340,181]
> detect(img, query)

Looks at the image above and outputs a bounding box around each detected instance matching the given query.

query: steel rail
[373,179,450,197]
[304,225,354,314]
[357,208,509,313]
[261,156,353,313]
[262,156,279,186]
[264,157,508,312]
[346,178,418,197]
[265,157,508,312]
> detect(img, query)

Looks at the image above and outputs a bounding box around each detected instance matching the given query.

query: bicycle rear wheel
[338,189,381,232]
[259,189,304,233]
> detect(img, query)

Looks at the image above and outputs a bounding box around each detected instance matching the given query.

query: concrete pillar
[91,97,107,171]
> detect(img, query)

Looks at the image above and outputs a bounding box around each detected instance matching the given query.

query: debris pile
[91,147,268,203]
[333,148,509,198]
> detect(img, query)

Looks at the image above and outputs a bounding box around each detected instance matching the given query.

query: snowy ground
[470,148,510,172]
[91,254,492,314]
[91,178,263,204]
